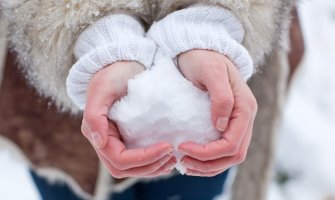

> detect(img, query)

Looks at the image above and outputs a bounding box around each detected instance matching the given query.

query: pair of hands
[81,50,257,178]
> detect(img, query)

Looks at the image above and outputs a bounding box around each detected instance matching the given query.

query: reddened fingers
[203,68,234,132]
[100,136,173,170]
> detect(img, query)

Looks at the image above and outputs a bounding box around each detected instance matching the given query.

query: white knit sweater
[66,14,157,109]
[66,6,253,110]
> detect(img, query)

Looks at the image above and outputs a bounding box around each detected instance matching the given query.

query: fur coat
[0,0,294,199]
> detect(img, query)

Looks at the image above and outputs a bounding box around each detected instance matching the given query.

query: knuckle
[226,96,235,105]
[250,95,258,112]
[212,93,230,104]
[107,168,123,179]
[227,143,239,155]
[83,109,97,125]
[112,172,125,179]
[245,93,258,113]
[80,123,86,136]
[112,158,127,170]
[115,163,128,171]
[235,151,247,164]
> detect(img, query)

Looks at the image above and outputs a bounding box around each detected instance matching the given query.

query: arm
[147,5,257,176]
[67,14,176,178]
[2,1,175,178]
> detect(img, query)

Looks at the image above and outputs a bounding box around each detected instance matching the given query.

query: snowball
[108,50,220,174]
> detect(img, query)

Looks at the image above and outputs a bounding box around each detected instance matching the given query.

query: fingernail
[91,133,102,148]
[216,117,229,131]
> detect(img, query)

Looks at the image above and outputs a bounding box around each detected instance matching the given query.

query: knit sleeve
[146,5,254,81]
[66,14,157,110]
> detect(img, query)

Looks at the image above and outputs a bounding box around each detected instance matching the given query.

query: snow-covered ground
[0,0,335,199]
[0,151,41,200]
[267,0,335,199]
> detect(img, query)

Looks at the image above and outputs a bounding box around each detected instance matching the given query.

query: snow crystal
[109,50,220,173]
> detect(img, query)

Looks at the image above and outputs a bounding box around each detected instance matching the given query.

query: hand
[81,61,176,178]
[177,50,257,176]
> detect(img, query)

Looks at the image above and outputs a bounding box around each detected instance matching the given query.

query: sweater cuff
[146,5,254,81]
[66,14,157,110]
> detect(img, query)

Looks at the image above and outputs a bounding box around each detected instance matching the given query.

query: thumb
[82,105,110,149]
[82,83,115,149]
[204,68,234,132]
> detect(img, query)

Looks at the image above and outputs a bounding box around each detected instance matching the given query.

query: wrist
[147,5,253,81]
[178,50,231,89]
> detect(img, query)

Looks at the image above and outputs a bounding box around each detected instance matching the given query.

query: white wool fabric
[147,5,254,81]
[67,14,157,109]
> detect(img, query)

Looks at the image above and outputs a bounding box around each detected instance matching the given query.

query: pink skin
[177,50,257,177]
[82,49,257,178]
[81,61,176,178]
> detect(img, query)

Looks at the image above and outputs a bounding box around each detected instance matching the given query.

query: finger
[83,80,117,149]
[96,151,125,179]
[121,155,175,177]
[202,65,234,132]
[186,168,225,177]
[97,150,175,178]
[143,157,177,178]
[182,155,233,173]
[220,59,257,150]
[100,134,173,170]
[182,119,254,173]
[179,112,250,161]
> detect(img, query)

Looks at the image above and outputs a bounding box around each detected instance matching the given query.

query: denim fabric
[30,170,229,200]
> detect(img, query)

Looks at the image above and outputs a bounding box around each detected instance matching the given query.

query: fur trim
[35,167,93,200]
[94,163,112,200]
[0,137,93,200]
[1,0,293,112]
[0,136,31,165]
[157,0,294,69]
[0,14,8,87]
[0,0,24,9]
[1,0,150,113]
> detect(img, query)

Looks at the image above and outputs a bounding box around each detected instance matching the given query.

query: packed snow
[109,50,220,173]
[0,0,335,199]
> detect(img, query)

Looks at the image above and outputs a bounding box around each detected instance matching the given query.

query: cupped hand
[81,61,176,178]
[177,50,257,176]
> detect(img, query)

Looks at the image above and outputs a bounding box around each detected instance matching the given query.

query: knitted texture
[147,5,254,81]
[67,14,157,109]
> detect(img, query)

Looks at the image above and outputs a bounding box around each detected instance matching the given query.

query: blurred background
[1,0,335,199]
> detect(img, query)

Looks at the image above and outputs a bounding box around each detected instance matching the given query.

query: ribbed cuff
[74,14,145,59]
[147,5,254,81]
[67,14,157,110]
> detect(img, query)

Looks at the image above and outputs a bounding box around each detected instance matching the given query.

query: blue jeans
[30,170,229,200]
